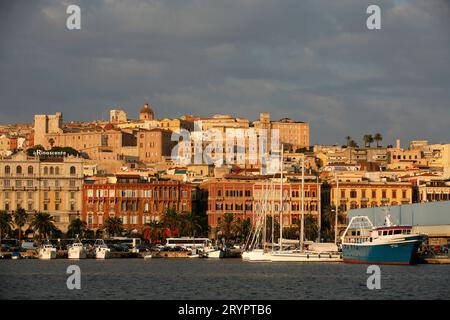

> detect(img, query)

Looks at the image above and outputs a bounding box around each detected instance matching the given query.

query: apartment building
[0,151,84,232]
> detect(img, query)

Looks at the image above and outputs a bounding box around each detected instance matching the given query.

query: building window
[70,166,76,175]
[43,203,48,211]
[27,180,33,188]
[28,202,33,211]
[16,166,22,175]
[5,166,11,175]
[44,167,48,175]
[28,166,33,175]
[55,167,60,175]
[4,180,10,187]
[15,180,22,188]
[49,167,54,175]
[350,190,357,198]
[55,203,59,211]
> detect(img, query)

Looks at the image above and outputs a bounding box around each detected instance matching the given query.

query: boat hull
[269,252,342,262]
[206,250,224,259]
[95,248,111,259]
[39,249,57,260]
[68,248,87,259]
[243,250,271,262]
[342,238,422,265]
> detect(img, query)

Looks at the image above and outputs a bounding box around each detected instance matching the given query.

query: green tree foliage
[67,218,87,238]
[103,217,124,237]
[30,212,56,240]
[0,211,13,240]
[13,208,28,243]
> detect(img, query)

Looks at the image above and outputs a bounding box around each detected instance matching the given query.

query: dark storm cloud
[0,0,449,146]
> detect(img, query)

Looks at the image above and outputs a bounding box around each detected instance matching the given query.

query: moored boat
[341,215,426,265]
[38,243,57,260]
[94,239,111,259]
[68,239,87,259]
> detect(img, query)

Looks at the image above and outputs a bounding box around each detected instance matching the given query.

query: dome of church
[139,102,154,120]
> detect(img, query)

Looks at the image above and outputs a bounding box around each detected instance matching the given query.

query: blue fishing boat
[341,214,426,265]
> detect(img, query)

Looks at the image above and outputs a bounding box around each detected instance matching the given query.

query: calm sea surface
[1,259,449,300]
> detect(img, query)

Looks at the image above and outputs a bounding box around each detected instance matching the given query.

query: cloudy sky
[0,0,449,146]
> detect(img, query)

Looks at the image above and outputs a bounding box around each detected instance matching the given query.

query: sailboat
[242,180,273,262]
[268,153,342,262]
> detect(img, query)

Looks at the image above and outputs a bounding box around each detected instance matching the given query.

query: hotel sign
[34,150,66,162]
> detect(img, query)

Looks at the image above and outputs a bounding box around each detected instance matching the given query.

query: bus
[165,237,212,249]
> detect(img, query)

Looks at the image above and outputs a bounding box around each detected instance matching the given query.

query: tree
[161,207,180,237]
[50,146,80,157]
[217,212,234,243]
[13,208,27,243]
[30,212,56,240]
[349,140,358,148]
[0,211,13,241]
[232,218,251,244]
[26,145,45,157]
[103,217,124,237]
[143,220,164,244]
[363,134,374,148]
[374,133,383,148]
[345,136,352,147]
[304,214,319,241]
[179,212,203,237]
[265,216,280,244]
[67,218,87,238]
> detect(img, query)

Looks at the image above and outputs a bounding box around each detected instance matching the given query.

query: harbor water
[1,259,449,300]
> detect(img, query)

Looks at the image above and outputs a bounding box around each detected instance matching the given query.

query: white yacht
[68,239,87,259]
[94,239,111,259]
[38,243,57,260]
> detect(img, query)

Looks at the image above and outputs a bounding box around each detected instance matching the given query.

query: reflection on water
[1,259,449,300]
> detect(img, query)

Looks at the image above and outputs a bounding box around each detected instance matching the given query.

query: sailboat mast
[279,145,284,251]
[271,181,274,253]
[335,172,339,245]
[300,153,305,250]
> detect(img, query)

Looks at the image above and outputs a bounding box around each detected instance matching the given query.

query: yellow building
[0,151,84,232]
[329,180,413,214]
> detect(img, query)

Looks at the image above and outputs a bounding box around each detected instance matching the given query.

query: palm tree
[103,217,124,237]
[363,134,374,148]
[179,212,202,237]
[30,212,56,240]
[374,133,383,147]
[161,207,180,237]
[67,218,87,238]
[304,214,319,241]
[13,208,27,244]
[232,218,251,244]
[0,211,13,242]
[345,136,352,147]
[349,140,358,148]
[217,212,234,243]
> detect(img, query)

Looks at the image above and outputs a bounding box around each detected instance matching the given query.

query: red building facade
[82,175,198,231]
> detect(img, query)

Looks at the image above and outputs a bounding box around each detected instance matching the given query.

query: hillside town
[0,102,449,245]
